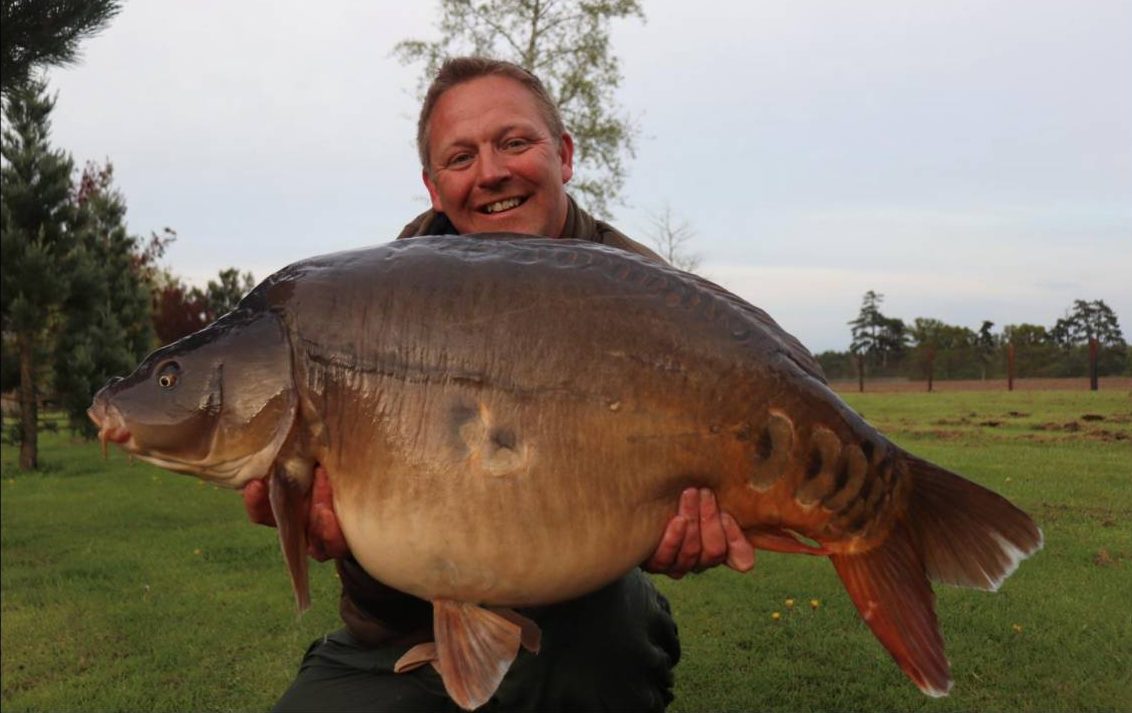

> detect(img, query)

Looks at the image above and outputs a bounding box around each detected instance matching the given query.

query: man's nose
[475,149,510,186]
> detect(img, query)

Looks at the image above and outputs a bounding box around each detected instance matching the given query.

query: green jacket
[395,195,665,264]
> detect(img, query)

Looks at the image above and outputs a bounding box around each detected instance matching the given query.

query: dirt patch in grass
[1027,421,1128,441]
[1036,502,1130,525]
[1092,549,1126,567]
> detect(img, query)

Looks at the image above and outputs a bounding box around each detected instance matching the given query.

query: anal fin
[433,599,535,710]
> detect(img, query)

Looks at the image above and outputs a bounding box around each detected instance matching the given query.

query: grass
[3,390,1131,711]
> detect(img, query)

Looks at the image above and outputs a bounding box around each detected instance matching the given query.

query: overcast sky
[39,0,1132,352]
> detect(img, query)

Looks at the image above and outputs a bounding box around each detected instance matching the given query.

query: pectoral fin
[268,465,311,612]
[432,599,538,711]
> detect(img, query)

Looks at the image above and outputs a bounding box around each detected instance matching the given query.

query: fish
[88,235,1042,710]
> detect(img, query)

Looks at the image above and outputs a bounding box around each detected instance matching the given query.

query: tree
[1,0,121,95]
[53,161,156,436]
[204,267,256,317]
[1050,299,1128,379]
[909,317,977,381]
[1050,299,1125,348]
[848,291,906,369]
[1003,323,1050,346]
[152,267,256,346]
[1,79,77,468]
[394,0,644,218]
[152,281,211,346]
[975,320,996,380]
[1002,323,1061,378]
[645,202,700,272]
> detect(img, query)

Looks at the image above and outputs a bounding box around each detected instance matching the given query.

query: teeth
[484,197,523,214]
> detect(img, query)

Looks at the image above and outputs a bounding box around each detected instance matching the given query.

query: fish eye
[156,361,181,389]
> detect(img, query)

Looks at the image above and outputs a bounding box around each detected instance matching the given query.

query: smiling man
[261,57,753,712]
[421,72,573,236]
[396,57,662,259]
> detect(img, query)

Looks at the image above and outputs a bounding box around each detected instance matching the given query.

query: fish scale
[89,235,1042,710]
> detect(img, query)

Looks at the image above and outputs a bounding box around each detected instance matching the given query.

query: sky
[38,0,1132,353]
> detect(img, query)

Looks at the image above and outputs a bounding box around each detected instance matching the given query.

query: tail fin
[830,455,1043,696]
[831,523,951,697]
[904,455,1043,590]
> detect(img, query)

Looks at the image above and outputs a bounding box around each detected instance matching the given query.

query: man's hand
[643,488,755,578]
[241,466,349,562]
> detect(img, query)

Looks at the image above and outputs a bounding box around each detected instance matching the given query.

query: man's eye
[503,138,529,151]
[447,153,474,167]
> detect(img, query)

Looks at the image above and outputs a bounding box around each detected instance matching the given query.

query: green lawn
[3,390,1130,711]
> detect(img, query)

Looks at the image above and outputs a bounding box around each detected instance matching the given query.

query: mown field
[2,387,1130,712]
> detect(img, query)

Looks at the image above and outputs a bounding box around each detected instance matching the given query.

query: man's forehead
[433,119,547,148]
[429,77,551,140]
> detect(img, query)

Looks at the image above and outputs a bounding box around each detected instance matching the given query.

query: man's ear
[559,133,575,184]
[422,169,443,212]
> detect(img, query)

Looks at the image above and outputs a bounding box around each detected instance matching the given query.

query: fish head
[88,309,297,488]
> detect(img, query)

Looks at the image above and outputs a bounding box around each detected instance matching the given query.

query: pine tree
[1050,299,1125,348]
[1,79,77,469]
[1,0,121,95]
[976,320,996,380]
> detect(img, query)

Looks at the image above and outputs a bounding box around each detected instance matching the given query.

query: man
[247,57,753,712]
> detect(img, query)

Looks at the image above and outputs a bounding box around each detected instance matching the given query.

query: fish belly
[328,376,727,606]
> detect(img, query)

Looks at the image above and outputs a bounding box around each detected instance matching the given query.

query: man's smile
[480,196,528,214]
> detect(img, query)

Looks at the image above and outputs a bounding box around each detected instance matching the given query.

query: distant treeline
[819,292,1129,382]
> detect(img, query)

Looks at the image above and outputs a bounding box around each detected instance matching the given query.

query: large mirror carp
[89,235,1042,710]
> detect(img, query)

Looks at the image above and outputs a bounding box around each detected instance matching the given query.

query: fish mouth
[88,400,133,459]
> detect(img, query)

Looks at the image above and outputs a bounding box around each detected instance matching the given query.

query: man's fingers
[697,488,728,568]
[242,478,276,527]
[673,490,703,573]
[722,513,756,572]
[644,514,688,573]
[306,466,349,561]
[307,506,343,562]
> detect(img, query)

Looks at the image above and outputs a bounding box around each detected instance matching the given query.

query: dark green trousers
[272,570,680,713]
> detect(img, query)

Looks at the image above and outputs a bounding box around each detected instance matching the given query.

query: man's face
[422,75,574,237]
